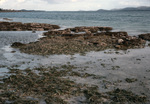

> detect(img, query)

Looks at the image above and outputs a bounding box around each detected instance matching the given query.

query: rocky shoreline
[0,66,147,104]
[11,24,147,55]
[139,33,150,41]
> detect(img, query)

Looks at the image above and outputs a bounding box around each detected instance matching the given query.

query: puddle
[0,67,9,76]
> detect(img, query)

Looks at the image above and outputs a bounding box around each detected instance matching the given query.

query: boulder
[118,39,124,44]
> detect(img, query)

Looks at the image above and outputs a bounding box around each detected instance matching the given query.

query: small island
[0,8,44,12]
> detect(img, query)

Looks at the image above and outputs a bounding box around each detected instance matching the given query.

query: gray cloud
[0,0,150,11]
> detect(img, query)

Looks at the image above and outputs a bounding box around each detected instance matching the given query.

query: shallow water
[1,39,150,103]
[0,30,150,103]
[0,31,44,48]
[0,31,44,76]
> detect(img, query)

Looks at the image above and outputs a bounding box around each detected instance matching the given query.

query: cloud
[71,0,78,2]
[0,0,7,5]
[17,0,25,2]
[119,1,140,6]
[119,0,150,7]
[0,0,150,11]
[41,0,80,4]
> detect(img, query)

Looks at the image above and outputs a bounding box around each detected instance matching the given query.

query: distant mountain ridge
[96,9,108,11]
[117,6,150,11]
[97,6,150,11]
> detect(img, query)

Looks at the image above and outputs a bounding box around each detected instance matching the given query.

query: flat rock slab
[12,26,146,55]
[0,21,60,31]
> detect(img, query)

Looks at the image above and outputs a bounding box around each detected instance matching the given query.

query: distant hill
[97,6,150,12]
[0,8,45,12]
[97,9,108,12]
[113,6,150,11]
[21,9,45,12]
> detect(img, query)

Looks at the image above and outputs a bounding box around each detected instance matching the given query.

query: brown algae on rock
[0,66,147,104]
[0,21,60,31]
[11,26,146,55]
[108,88,147,103]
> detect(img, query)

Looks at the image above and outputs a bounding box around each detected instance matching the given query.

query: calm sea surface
[0,11,150,35]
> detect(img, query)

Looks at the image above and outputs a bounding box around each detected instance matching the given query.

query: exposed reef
[0,21,60,31]
[0,67,147,104]
[139,33,150,41]
[11,26,146,55]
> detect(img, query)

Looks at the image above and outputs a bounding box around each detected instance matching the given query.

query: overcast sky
[0,0,150,11]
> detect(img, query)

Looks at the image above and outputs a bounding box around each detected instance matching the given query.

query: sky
[0,0,150,11]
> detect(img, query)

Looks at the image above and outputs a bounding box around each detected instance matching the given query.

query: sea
[0,11,150,35]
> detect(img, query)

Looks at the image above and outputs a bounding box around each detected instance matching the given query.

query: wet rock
[0,21,60,31]
[125,78,137,83]
[11,51,16,53]
[111,34,116,39]
[11,26,146,55]
[1,66,147,104]
[108,88,147,103]
[67,26,113,33]
[104,27,113,32]
[105,31,128,37]
[84,29,92,35]
[98,27,113,32]
[123,38,145,48]
[36,28,44,31]
[139,33,150,41]
[11,42,25,48]
[32,29,36,33]
[51,25,60,29]
[100,42,107,47]
[115,45,121,49]
[3,18,13,21]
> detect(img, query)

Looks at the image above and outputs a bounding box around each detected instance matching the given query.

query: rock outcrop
[139,33,150,41]
[11,26,146,55]
[11,42,26,48]
[66,26,113,33]
[0,21,60,31]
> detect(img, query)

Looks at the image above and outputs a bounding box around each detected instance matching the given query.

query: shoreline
[10,24,147,55]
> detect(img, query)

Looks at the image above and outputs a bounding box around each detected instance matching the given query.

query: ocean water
[0,11,150,35]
